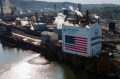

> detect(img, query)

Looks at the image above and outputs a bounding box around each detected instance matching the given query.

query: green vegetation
[90,6,120,20]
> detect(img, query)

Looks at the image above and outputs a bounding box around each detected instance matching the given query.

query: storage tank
[63,10,68,18]
[41,31,58,44]
[109,22,115,31]
[0,23,12,35]
[54,27,62,40]
[3,6,12,14]
[33,23,47,31]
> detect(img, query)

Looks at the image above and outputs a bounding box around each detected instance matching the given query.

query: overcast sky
[36,0,120,4]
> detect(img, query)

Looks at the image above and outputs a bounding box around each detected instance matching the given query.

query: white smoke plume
[53,13,66,29]
[74,10,83,17]
[69,5,74,11]
[68,5,83,17]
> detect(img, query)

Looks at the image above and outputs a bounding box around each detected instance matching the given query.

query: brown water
[0,43,76,79]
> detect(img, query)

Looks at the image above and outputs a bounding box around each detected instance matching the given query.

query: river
[0,43,77,79]
[0,43,100,79]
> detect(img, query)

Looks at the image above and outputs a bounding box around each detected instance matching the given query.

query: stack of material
[41,31,58,44]
[33,23,47,31]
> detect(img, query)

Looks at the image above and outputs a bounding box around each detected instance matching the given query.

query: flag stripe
[65,46,87,51]
[66,42,87,45]
[65,44,87,49]
[75,36,87,39]
[65,47,87,53]
[75,38,87,41]
[75,42,87,44]
[65,47,87,52]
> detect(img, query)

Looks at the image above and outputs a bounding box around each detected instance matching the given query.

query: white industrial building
[62,22,102,57]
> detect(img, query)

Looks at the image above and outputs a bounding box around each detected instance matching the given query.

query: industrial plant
[0,0,120,79]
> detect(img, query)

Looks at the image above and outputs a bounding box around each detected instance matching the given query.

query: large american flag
[65,35,88,54]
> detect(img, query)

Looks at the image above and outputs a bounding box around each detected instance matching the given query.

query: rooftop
[63,21,95,29]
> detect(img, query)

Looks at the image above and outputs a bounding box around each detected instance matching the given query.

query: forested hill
[90,6,120,20]
[5,0,120,10]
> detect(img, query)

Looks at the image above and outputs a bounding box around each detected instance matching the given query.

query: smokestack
[78,3,81,11]
[54,4,56,11]
[86,10,89,25]
[35,12,38,23]
[63,9,68,18]
[54,4,57,16]
[54,4,56,13]
[0,0,4,21]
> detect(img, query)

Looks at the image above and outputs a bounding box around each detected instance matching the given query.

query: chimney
[54,4,57,15]
[78,3,81,11]
[35,12,38,23]
[86,10,89,25]
[0,0,4,21]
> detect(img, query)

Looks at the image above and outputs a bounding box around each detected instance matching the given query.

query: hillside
[6,1,120,10]
[90,6,120,20]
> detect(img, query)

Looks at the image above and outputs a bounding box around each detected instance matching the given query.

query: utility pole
[0,0,4,21]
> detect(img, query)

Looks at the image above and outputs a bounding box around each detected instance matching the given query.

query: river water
[0,43,77,79]
[0,43,100,79]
